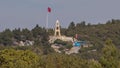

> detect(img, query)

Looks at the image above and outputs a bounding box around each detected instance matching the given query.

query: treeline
[59,19,120,49]
[0,39,120,68]
[0,24,55,55]
[0,19,120,67]
[1,19,120,49]
[0,24,49,46]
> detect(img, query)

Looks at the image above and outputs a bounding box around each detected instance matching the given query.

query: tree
[48,28,54,35]
[80,21,86,27]
[65,42,73,49]
[68,22,75,30]
[54,39,67,45]
[32,24,45,46]
[66,22,76,36]
[99,39,120,68]
[0,29,13,45]
[13,28,21,41]
[21,28,33,41]
[86,59,102,68]
[87,23,91,26]
[76,21,86,28]
[0,49,39,68]
[41,28,50,46]
[32,24,43,38]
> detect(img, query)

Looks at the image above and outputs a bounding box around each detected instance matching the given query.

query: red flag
[75,34,78,39]
[48,7,51,13]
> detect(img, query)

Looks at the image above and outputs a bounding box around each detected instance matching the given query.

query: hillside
[60,19,120,50]
[0,19,120,68]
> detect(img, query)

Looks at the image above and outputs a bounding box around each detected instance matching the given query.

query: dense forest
[0,19,120,68]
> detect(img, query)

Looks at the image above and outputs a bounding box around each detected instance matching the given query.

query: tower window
[56,27,59,30]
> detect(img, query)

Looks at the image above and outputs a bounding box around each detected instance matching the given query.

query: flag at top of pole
[46,7,51,32]
[48,7,51,13]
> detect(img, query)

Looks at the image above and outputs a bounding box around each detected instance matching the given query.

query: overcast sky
[0,0,120,31]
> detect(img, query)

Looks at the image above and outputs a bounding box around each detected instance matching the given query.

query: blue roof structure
[74,41,86,47]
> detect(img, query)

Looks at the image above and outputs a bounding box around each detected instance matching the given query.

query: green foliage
[0,19,120,67]
[0,29,13,45]
[41,53,87,68]
[12,28,21,41]
[48,29,54,35]
[54,39,67,45]
[54,39,73,50]
[43,45,55,55]
[86,59,102,68]
[65,43,73,49]
[68,22,76,30]
[0,43,119,68]
[99,39,120,68]
[0,24,50,47]
[66,22,76,36]
[58,47,64,51]
[0,49,39,68]
[32,25,50,46]
[31,24,43,38]
[21,28,33,41]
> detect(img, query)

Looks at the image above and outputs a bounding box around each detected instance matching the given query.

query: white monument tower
[49,20,74,43]
[54,20,61,37]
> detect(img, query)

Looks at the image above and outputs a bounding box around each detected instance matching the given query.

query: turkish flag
[48,7,51,13]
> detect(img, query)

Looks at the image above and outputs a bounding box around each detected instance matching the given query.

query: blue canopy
[74,41,86,47]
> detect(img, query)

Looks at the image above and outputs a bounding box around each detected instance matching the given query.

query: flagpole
[46,12,48,32]
[46,7,51,32]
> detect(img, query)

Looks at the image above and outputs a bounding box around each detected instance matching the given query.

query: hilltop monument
[54,20,61,37]
[49,20,74,43]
